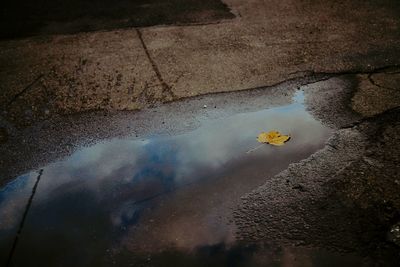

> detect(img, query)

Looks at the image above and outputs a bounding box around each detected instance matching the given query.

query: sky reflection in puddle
[0,91,337,266]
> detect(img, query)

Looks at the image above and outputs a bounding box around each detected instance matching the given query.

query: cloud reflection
[0,91,333,265]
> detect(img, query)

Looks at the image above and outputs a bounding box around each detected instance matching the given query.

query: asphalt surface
[1,0,234,39]
[235,71,400,265]
[1,89,334,266]
[1,0,400,128]
[0,0,400,266]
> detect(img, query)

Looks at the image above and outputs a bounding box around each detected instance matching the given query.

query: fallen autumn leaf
[257,131,290,146]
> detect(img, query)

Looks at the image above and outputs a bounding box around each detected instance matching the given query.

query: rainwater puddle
[0,90,364,266]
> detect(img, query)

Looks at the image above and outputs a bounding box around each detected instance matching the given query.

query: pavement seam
[313,64,400,78]
[368,73,399,91]
[340,106,400,130]
[135,28,176,101]
[135,17,236,31]
[6,169,43,267]
[163,64,400,105]
[5,74,44,109]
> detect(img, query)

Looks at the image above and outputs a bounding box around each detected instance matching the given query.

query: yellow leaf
[257,131,290,146]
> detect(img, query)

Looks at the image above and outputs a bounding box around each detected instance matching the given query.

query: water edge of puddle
[0,90,371,266]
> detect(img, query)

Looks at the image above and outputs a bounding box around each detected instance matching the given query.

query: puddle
[0,90,355,266]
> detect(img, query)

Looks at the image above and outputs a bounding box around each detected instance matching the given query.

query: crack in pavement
[234,106,400,257]
[135,28,176,101]
[6,169,43,267]
[340,106,400,130]
[208,64,400,104]
[5,75,44,110]
[1,64,399,184]
[368,73,399,92]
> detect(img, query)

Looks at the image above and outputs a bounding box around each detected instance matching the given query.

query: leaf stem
[246,144,265,154]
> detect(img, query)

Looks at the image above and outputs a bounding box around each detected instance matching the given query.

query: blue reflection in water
[0,91,334,266]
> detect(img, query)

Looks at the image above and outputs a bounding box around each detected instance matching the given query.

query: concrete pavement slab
[1,0,234,39]
[0,0,399,128]
[0,30,162,126]
[139,0,400,98]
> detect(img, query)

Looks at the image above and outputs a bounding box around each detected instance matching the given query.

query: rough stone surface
[233,67,400,261]
[304,76,362,128]
[235,80,400,264]
[140,0,400,98]
[352,72,400,117]
[1,0,234,39]
[0,78,306,184]
[0,1,400,264]
[0,30,161,127]
[1,0,400,127]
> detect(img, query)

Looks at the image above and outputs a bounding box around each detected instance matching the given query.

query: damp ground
[1,0,234,39]
[0,90,347,266]
[1,72,400,266]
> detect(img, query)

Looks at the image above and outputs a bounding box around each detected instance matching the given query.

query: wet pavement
[1,0,234,39]
[0,0,399,265]
[0,91,337,266]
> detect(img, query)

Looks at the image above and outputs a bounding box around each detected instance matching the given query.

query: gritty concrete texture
[139,0,400,98]
[234,70,400,263]
[1,0,234,39]
[352,72,400,117]
[235,107,400,263]
[371,71,400,91]
[0,76,316,184]
[1,30,161,127]
[0,1,400,264]
[1,0,400,128]
[304,76,362,128]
